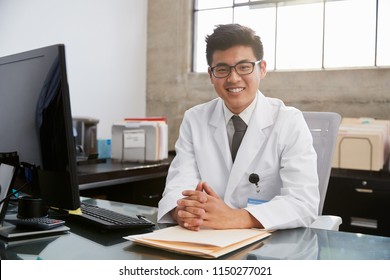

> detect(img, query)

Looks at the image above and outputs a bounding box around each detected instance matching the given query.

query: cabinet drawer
[324,176,390,236]
[131,183,165,207]
[126,177,166,207]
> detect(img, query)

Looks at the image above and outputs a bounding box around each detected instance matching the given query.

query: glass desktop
[1,197,389,260]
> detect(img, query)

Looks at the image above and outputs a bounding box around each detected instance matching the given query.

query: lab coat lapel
[209,99,233,171]
[224,93,274,201]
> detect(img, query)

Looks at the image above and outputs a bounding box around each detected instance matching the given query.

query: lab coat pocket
[247,167,281,197]
[259,167,279,180]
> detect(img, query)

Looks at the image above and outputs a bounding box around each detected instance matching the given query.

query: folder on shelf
[124,117,167,122]
[332,117,390,171]
[125,225,271,259]
[111,117,168,162]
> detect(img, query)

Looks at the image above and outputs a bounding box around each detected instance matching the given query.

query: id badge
[247,198,268,206]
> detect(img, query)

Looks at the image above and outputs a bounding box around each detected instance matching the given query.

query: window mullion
[274,3,278,70]
[374,0,379,67]
[321,0,326,69]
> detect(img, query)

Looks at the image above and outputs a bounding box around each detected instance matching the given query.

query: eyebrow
[212,59,252,67]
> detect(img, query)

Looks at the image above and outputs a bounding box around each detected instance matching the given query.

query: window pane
[193,9,233,72]
[324,0,376,68]
[377,0,390,66]
[234,5,276,70]
[196,0,233,10]
[276,3,323,70]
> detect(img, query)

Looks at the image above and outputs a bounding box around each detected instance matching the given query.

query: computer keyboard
[70,202,155,230]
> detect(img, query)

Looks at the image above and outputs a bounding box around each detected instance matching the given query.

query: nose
[226,67,241,82]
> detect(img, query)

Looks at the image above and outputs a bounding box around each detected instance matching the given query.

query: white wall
[0,0,147,139]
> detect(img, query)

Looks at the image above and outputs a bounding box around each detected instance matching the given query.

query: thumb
[195,181,204,191]
[202,182,220,198]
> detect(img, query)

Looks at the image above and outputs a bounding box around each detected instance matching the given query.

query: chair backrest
[303,112,341,215]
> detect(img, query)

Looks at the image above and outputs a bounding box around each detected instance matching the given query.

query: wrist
[171,207,179,222]
[234,209,263,229]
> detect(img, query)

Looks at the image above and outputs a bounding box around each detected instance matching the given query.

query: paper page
[158,122,168,160]
[126,225,267,247]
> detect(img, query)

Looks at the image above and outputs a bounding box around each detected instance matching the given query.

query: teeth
[227,88,244,93]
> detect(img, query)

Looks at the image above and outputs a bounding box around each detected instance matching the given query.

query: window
[377,0,390,66]
[193,0,389,72]
[324,0,376,68]
[193,7,233,72]
[276,2,323,69]
[234,5,276,70]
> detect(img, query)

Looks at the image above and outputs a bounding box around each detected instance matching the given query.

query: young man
[158,24,319,231]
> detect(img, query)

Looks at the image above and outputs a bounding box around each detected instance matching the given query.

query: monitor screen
[0,44,81,211]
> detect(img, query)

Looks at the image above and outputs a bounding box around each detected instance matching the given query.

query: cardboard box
[332,118,390,171]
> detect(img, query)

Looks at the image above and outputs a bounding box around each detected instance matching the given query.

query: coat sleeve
[157,110,201,223]
[245,109,320,230]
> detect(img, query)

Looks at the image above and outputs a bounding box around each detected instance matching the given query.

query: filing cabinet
[78,157,172,208]
[323,168,390,237]
[80,177,166,208]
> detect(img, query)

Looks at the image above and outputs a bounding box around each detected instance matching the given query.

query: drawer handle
[350,217,377,229]
[354,188,373,193]
[143,194,160,199]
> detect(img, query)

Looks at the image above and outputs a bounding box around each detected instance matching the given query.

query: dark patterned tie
[231,115,247,162]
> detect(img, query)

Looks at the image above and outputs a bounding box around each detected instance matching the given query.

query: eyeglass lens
[212,62,256,78]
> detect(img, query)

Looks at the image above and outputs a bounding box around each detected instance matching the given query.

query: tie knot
[232,115,247,132]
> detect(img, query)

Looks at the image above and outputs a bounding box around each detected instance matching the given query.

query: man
[158,24,319,231]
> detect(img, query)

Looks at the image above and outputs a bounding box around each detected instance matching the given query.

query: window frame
[193,0,384,72]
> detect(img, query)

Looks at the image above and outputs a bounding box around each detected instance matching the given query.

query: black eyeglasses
[210,60,262,78]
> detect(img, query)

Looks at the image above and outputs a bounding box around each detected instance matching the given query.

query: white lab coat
[158,91,319,230]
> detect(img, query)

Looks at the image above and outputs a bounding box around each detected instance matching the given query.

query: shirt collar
[223,92,258,126]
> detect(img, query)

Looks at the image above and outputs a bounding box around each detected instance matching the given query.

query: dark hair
[205,24,263,66]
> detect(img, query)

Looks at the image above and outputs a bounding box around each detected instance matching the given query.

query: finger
[182,189,202,197]
[181,190,207,203]
[182,218,203,231]
[178,207,205,217]
[184,225,201,231]
[177,198,206,209]
[177,199,206,215]
[179,221,201,231]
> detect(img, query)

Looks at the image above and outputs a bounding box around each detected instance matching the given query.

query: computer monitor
[0,44,81,211]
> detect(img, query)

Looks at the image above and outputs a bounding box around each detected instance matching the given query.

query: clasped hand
[172,182,259,231]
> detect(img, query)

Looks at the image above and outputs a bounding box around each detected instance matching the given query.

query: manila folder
[125,225,271,259]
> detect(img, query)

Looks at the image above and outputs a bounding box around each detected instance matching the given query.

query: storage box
[332,118,390,171]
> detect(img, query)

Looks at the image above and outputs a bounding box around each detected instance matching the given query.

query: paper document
[125,225,271,258]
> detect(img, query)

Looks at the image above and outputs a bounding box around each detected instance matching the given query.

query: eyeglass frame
[209,60,262,78]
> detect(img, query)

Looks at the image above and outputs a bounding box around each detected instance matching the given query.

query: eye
[237,63,251,71]
[215,66,229,73]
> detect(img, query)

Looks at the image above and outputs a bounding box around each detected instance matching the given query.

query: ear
[260,60,267,79]
[259,60,267,79]
[208,67,214,84]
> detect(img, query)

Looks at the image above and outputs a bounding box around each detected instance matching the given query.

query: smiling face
[208,45,267,114]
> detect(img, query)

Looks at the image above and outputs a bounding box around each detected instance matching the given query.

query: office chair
[303,111,343,231]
